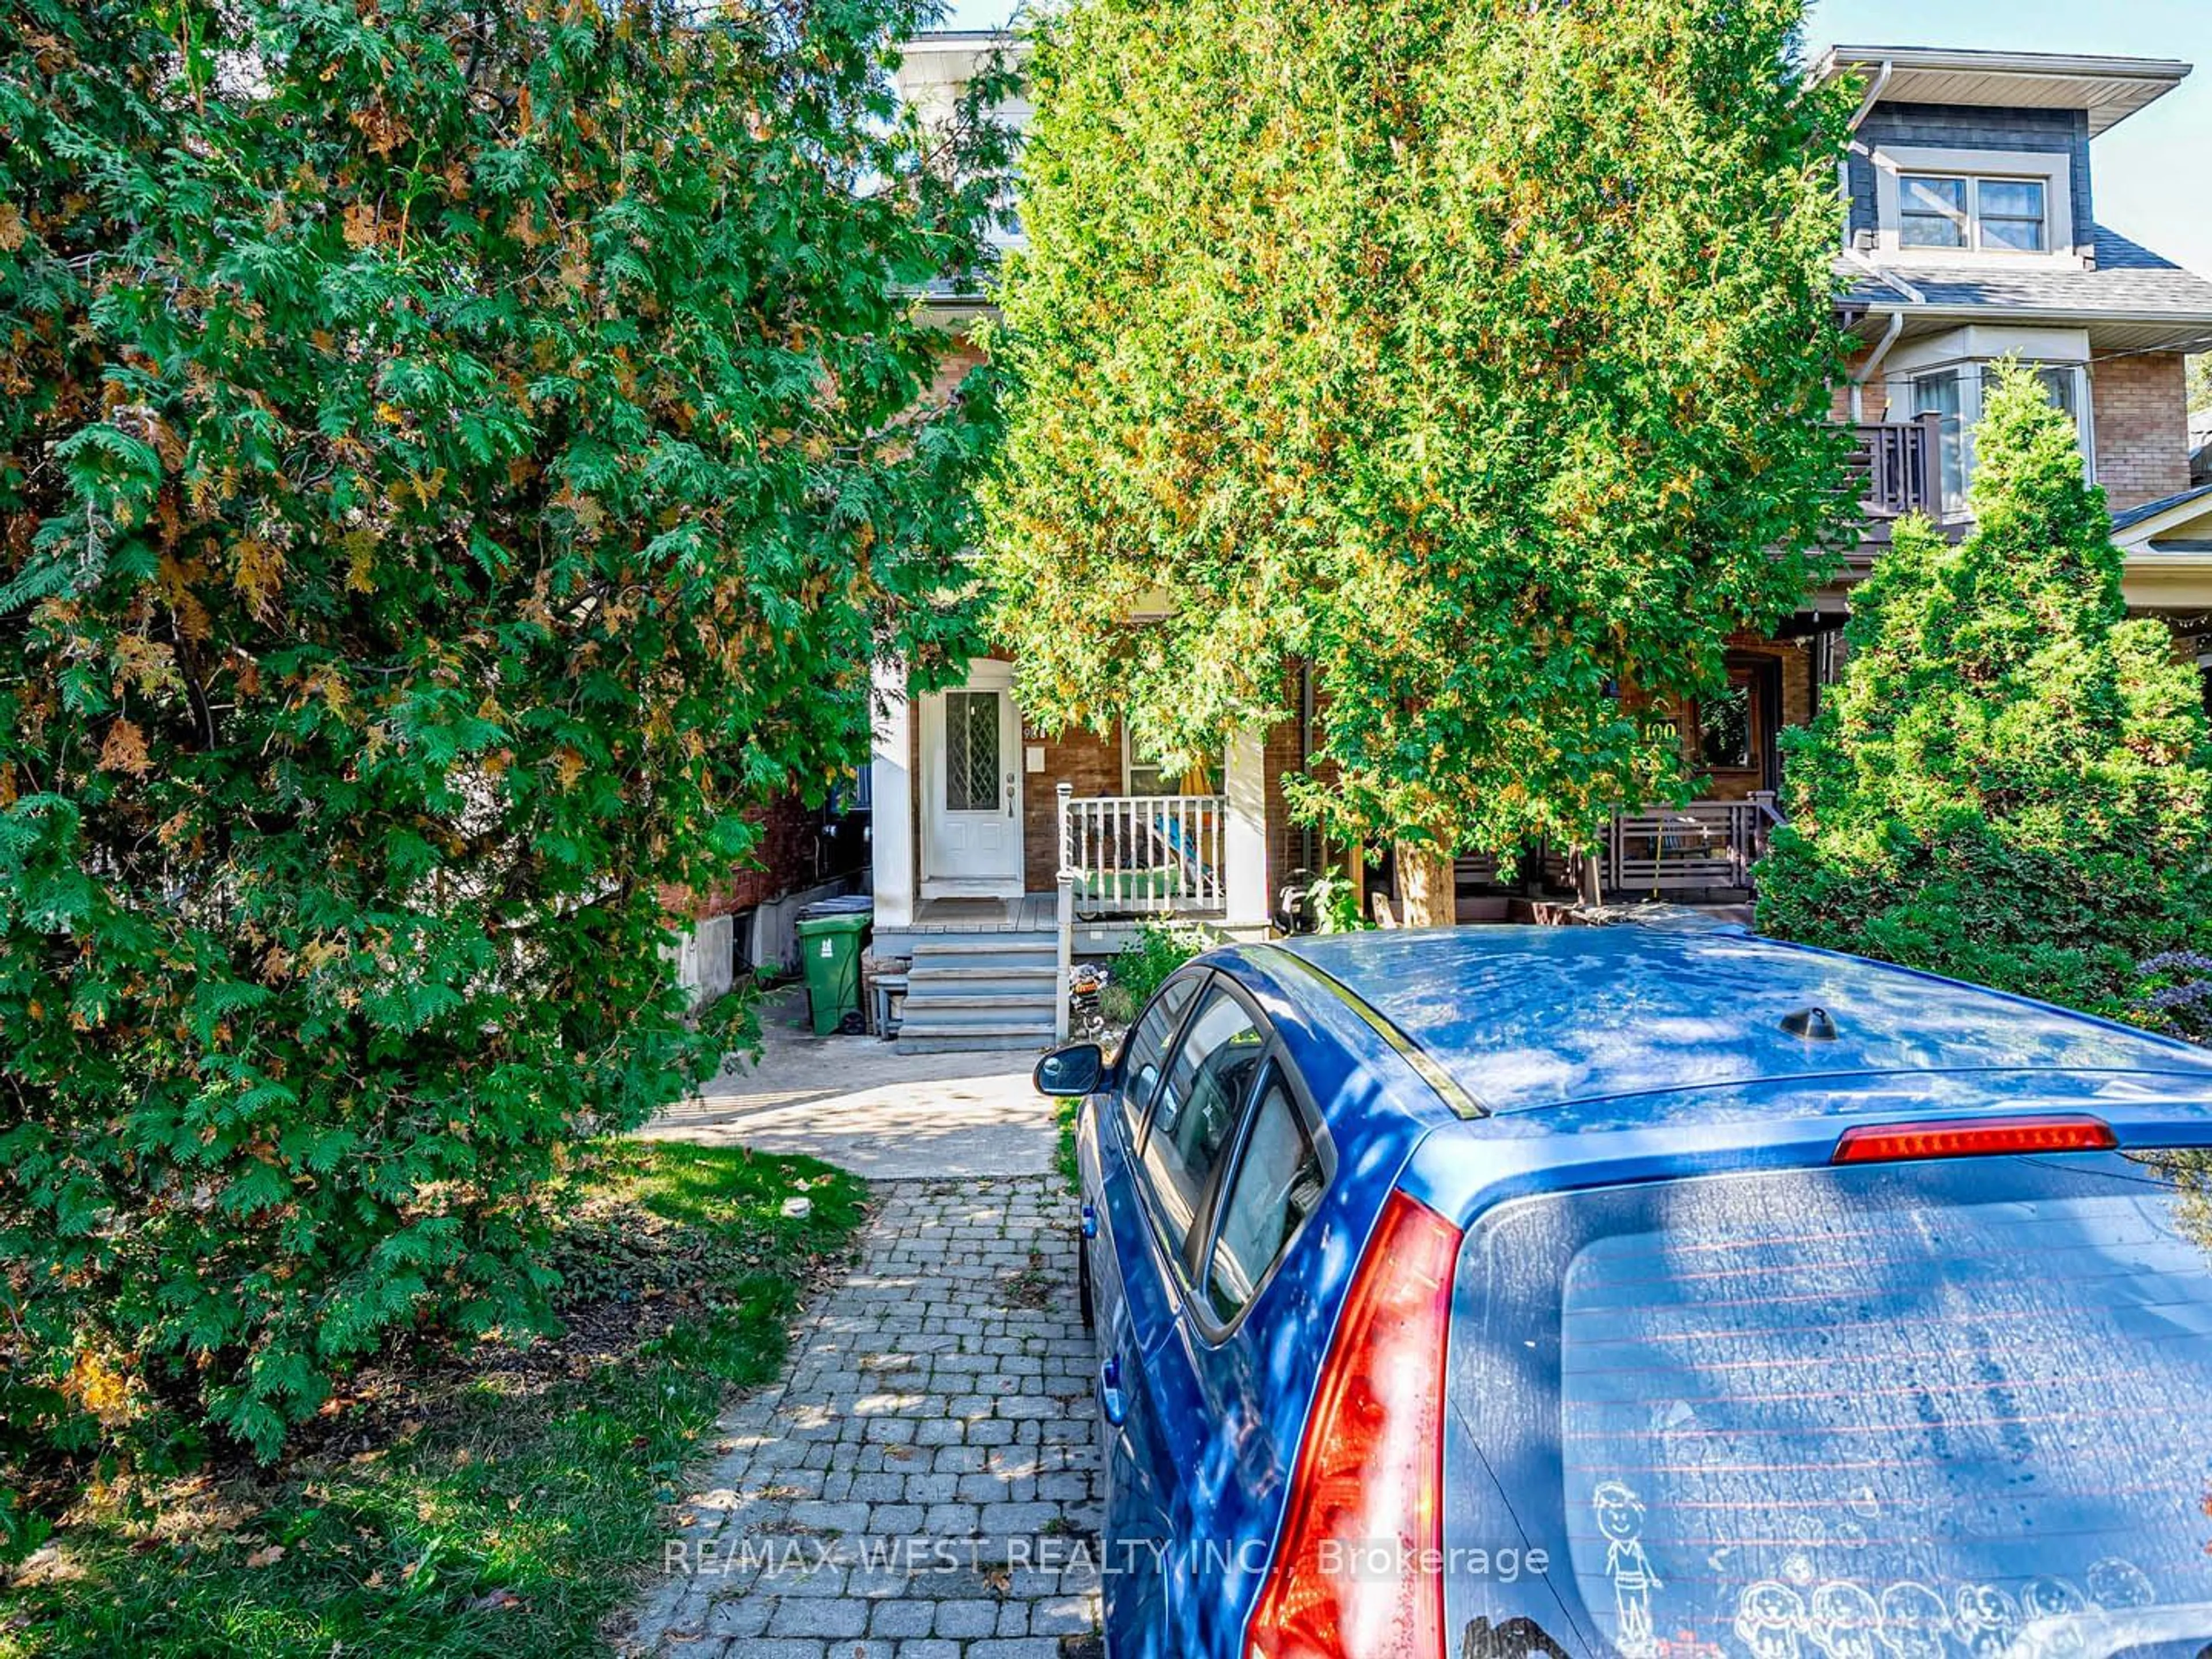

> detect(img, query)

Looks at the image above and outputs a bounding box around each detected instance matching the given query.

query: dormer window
[1899,173,2047,254]
[1869,147,2074,268]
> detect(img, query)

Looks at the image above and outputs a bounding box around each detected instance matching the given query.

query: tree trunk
[1578,849,1604,907]
[1342,842,1372,928]
[1396,842,1457,929]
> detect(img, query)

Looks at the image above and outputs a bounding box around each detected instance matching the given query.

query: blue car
[1033,923,2212,1659]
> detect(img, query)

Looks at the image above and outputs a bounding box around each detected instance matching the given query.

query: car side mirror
[1033,1043,1104,1097]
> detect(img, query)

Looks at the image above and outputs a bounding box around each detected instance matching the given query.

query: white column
[1054,872,1074,1043]
[870,658,915,930]
[1225,725,1268,930]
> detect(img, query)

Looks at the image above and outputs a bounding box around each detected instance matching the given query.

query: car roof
[1255,923,2212,1119]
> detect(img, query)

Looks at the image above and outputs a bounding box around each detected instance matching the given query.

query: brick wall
[1779,640,1813,731]
[2092,353,2192,510]
[1263,709,1308,907]
[664,793,827,920]
[1840,344,1901,423]
[1020,719,1124,892]
[928,337,988,402]
[1262,667,1347,910]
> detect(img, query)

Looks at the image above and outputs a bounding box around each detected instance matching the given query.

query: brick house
[666,788,869,1005]
[870,36,2212,1048]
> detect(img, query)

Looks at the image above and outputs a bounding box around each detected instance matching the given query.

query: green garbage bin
[796,901,871,1036]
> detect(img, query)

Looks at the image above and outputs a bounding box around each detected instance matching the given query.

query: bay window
[1907,361,2089,518]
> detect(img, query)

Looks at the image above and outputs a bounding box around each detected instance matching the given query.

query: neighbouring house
[666,783,870,1006]
[1824,44,2212,735]
[873,35,2212,1050]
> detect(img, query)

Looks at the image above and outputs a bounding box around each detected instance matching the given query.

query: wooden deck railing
[1846,414,1946,521]
[1601,794,1784,897]
[1056,787,1228,916]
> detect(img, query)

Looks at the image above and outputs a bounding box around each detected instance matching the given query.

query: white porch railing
[1601,793,1784,896]
[1056,785,1228,917]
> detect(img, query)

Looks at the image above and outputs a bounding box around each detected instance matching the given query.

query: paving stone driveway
[621,1175,1104,1658]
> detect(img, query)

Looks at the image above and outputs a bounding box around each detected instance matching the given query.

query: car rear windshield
[1449,1152,2212,1659]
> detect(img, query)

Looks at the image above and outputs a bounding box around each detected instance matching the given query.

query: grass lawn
[0,1142,866,1658]
[1054,1094,1081,1193]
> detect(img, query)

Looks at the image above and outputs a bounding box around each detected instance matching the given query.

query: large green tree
[1758,366,2212,1010]
[0,0,1006,1464]
[985,0,1856,917]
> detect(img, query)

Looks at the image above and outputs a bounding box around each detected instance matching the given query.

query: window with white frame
[1908,362,2088,517]
[1898,173,2048,254]
[1123,730,1221,797]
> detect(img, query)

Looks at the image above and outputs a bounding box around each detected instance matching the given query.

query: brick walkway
[620,1175,1104,1658]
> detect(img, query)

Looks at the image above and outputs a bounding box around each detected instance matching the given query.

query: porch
[868,657,1271,938]
[1847,413,1948,525]
[867,647,1802,1047]
[871,891,1160,959]
[869,657,1269,1050]
[1536,794,1786,906]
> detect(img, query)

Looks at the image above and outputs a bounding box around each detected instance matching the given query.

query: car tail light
[1247,1188,1461,1659]
[1832,1114,2117,1165]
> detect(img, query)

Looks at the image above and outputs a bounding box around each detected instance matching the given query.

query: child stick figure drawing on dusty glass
[1593,1480,1662,1657]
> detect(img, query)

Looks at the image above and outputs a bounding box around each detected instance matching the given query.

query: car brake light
[1832,1114,2117,1164]
[1248,1188,1461,1659]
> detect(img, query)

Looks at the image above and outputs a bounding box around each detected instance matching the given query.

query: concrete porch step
[893,1017,1059,1051]
[903,964,1059,983]
[895,933,1068,1052]
[903,995,1058,1019]
[904,944,1059,974]
[909,933,1058,951]
[897,998,1056,1025]
[908,940,1057,959]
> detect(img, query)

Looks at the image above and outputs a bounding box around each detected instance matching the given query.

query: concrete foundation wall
[749,876,863,974]
[670,912,734,1010]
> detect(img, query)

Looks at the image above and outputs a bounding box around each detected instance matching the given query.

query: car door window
[1140,989,1265,1264]
[1118,974,1200,1144]
[1204,1064,1325,1324]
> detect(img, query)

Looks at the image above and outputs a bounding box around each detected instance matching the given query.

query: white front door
[922,665,1023,892]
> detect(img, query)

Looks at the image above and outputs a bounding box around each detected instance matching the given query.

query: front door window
[943,690,1002,813]
[1694,657,1778,790]
[1697,684,1754,772]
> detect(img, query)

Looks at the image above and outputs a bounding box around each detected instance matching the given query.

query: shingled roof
[2112,482,2212,534]
[1841,227,2212,327]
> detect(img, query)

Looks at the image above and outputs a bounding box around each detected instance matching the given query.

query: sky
[933,0,2212,279]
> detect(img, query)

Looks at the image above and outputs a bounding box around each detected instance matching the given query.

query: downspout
[1840,251,1921,423]
[1847,303,1907,422]
[1833,59,1893,266]
[1837,60,1901,424]
[1846,59,1893,135]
